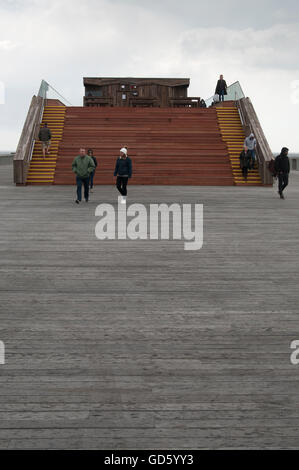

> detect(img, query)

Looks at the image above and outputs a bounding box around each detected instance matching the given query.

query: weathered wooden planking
[1,163,299,449]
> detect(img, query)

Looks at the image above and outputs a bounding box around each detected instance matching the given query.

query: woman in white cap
[113,147,132,203]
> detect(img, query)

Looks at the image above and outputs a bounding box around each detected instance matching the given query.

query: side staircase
[26,106,66,184]
[216,106,262,186]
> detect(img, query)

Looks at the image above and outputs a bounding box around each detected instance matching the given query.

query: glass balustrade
[205,81,245,107]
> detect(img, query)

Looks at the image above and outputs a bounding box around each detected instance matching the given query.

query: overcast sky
[0,0,299,152]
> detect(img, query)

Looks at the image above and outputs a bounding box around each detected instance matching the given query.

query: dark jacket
[38,127,51,141]
[215,79,227,95]
[91,156,98,169]
[114,156,132,178]
[274,153,290,174]
[239,150,251,169]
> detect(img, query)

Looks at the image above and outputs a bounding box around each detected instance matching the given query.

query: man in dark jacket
[114,147,132,203]
[215,75,227,102]
[38,123,52,158]
[274,147,290,199]
[239,149,251,180]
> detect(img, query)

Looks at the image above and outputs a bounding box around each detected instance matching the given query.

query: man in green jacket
[72,148,95,204]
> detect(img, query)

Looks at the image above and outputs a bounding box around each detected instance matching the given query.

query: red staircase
[53,107,234,186]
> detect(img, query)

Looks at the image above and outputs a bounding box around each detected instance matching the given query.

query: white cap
[120,147,127,155]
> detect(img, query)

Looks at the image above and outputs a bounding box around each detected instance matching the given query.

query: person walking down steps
[38,122,52,159]
[244,133,257,169]
[72,148,95,204]
[114,147,132,204]
[239,148,251,180]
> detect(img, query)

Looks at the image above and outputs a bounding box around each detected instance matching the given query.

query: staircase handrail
[13,95,44,184]
[14,80,71,185]
[236,97,273,185]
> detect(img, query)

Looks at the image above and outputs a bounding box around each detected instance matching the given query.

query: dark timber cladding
[83,77,200,107]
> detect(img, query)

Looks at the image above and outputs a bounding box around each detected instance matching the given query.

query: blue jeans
[248,149,256,167]
[219,91,225,102]
[89,171,95,188]
[76,176,89,201]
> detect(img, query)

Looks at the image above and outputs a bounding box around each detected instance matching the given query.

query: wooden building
[83,77,201,108]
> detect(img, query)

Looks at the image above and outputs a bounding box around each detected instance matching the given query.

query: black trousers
[278,173,289,193]
[116,176,128,196]
[242,166,248,178]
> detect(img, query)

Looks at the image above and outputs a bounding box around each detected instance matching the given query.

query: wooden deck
[1,162,299,449]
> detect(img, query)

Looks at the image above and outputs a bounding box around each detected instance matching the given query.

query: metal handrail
[236,99,262,166]
[29,79,71,162]
[39,79,72,106]
[28,100,45,163]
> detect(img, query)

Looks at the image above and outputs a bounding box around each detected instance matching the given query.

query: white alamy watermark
[0,341,5,365]
[0,81,5,104]
[95,197,203,251]
[290,340,299,365]
[290,80,299,105]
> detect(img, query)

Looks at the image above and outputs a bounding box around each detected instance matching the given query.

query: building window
[85,86,103,97]
[122,94,127,100]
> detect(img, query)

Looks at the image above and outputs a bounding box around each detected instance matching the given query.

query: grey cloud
[108,0,299,29]
[0,0,299,151]
[179,24,299,70]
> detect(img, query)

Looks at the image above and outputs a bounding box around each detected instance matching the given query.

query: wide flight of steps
[53,107,234,186]
[216,106,262,186]
[26,106,66,185]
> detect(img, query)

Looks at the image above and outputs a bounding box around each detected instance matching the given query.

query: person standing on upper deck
[215,75,227,102]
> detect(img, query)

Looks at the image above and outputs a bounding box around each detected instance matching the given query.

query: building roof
[83,77,190,87]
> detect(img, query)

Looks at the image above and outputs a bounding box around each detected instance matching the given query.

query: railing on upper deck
[170,97,201,108]
[205,81,245,107]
